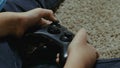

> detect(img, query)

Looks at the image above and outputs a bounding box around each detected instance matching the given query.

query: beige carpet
[56,0,120,59]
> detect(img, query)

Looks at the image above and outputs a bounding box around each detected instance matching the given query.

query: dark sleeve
[0,0,6,10]
[0,42,22,68]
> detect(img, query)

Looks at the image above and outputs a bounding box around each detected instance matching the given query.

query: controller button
[60,35,69,42]
[60,32,74,42]
[51,21,61,28]
[65,32,73,37]
[48,24,61,34]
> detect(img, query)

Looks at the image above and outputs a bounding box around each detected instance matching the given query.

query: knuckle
[48,10,54,14]
[33,8,42,11]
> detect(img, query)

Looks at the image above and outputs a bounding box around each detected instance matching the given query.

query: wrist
[2,12,26,37]
[13,13,28,37]
[0,12,23,37]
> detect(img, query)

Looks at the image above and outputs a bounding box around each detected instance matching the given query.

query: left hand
[0,8,57,37]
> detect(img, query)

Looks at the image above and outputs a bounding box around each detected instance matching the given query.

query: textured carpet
[56,0,120,59]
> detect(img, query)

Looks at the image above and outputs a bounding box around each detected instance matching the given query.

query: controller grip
[59,45,68,67]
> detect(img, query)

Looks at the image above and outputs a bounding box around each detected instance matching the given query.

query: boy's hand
[64,29,99,68]
[16,8,57,36]
[0,8,56,37]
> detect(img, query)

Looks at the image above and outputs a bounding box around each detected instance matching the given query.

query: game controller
[8,21,74,68]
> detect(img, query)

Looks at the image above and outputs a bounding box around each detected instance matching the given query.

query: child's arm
[0,8,56,37]
[64,29,99,68]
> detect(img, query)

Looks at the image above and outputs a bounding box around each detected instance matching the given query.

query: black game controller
[8,21,74,68]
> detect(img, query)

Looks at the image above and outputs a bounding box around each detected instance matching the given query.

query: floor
[56,0,120,59]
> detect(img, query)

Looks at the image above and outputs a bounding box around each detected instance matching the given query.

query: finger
[88,44,99,59]
[56,53,60,64]
[96,52,99,59]
[39,18,52,26]
[25,8,57,21]
[71,28,87,46]
[41,9,57,21]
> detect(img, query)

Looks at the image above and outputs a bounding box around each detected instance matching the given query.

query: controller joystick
[60,32,73,42]
[48,24,61,34]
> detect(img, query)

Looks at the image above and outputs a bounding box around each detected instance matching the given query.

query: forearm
[64,50,92,68]
[0,12,22,37]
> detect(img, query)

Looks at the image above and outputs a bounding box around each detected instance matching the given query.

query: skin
[0,8,56,37]
[0,8,98,68]
[64,29,99,68]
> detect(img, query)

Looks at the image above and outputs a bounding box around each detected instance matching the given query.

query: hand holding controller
[8,21,74,67]
[29,21,74,66]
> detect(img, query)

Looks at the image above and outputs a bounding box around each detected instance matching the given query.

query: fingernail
[54,17,58,21]
[78,28,86,34]
[81,28,86,31]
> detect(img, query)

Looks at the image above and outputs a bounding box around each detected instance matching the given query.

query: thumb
[25,8,57,21]
[71,28,87,46]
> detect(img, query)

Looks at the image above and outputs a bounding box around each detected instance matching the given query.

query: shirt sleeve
[0,0,6,11]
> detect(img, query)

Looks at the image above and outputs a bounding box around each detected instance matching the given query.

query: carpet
[56,0,120,59]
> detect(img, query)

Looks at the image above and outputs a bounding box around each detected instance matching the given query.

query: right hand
[64,28,99,68]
